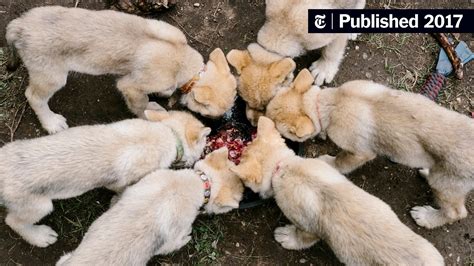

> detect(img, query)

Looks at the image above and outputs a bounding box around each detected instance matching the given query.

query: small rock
[384,166,389,169]
[355,45,360,50]
[362,52,368,60]
[235,242,240,247]
[254,231,258,235]
[361,175,367,180]
[365,72,372,79]
[193,3,200,7]
[225,250,231,255]
[299,258,307,264]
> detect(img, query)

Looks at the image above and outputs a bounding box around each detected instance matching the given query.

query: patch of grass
[44,189,113,243]
[363,33,438,93]
[190,216,224,264]
[0,46,28,143]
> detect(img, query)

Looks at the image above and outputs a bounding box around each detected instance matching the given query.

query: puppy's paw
[274,225,301,250]
[348,33,360,41]
[26,225,58,247]
[410,206,441,229]
[309,60,338,85]
[318,155,336,167]
[418,168,430,179]
[42,113,68,134]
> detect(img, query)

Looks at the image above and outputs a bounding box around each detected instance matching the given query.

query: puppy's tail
[5,18,22,71]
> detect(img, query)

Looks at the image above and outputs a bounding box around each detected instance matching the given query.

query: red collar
[180,65,207,94]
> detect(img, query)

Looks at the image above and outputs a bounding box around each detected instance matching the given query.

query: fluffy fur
[227,46,296,126]
[0,110,210,247]
[266,70,474,228]
[231,117,444,265]
[56,148,243,266]
[258,0,365,85]
[6,6,236,133]
[226,0,364,124]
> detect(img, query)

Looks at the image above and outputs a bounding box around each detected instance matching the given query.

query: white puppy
[254,0,365,85]
[56,148,243,266]
[0,110,210,247]
[232,117,444,265]
[6,6,236,133]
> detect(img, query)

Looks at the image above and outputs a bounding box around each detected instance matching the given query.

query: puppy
[6,6,236,133]
[226,0,365,124]
[231,117,444,265]
[258,0,365,85]
[227,46,296,126]
[56,148,243,266]
[0,110,210,247]
[266,69,474,228]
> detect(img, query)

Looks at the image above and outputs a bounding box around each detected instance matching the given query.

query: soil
[0,0,473,265]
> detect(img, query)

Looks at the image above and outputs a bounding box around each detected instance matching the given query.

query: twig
[432,33,463,79]
[169,16,211,48]
[75,0,80,8]
[6,101,27,142]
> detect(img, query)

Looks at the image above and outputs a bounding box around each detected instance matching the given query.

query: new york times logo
[308,9,474,33]
[314,14,326,29]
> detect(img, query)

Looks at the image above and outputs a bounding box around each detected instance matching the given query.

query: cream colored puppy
[0,110,210,248]
[57,148,243,266]
[231,117,444,265]
[258,0,365,85]
[226,1,363,125]
[266,69,474,229]
[227,47,296,125]
[6,6,236,133]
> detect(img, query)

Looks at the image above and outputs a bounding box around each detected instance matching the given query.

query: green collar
[171,128,184,167]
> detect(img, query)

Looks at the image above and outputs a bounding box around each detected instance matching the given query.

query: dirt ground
[0,0,473,265]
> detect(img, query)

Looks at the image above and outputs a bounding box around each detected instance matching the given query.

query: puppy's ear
[226,50,251,74]
[186,126,211,147]
[257,116,276,137]
[144,110,170,121]
[293,69,314,94]
[200,127,212,140]
[295,116,315,138]
[269,58,296,81]
[230,158,262,184]
[192,86,213,105]
[210,48,231,74]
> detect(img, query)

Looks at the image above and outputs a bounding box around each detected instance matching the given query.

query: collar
[315,91,323,132]
[195,169,211,212]
[180,64,207,94]
[170,129,184,167]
